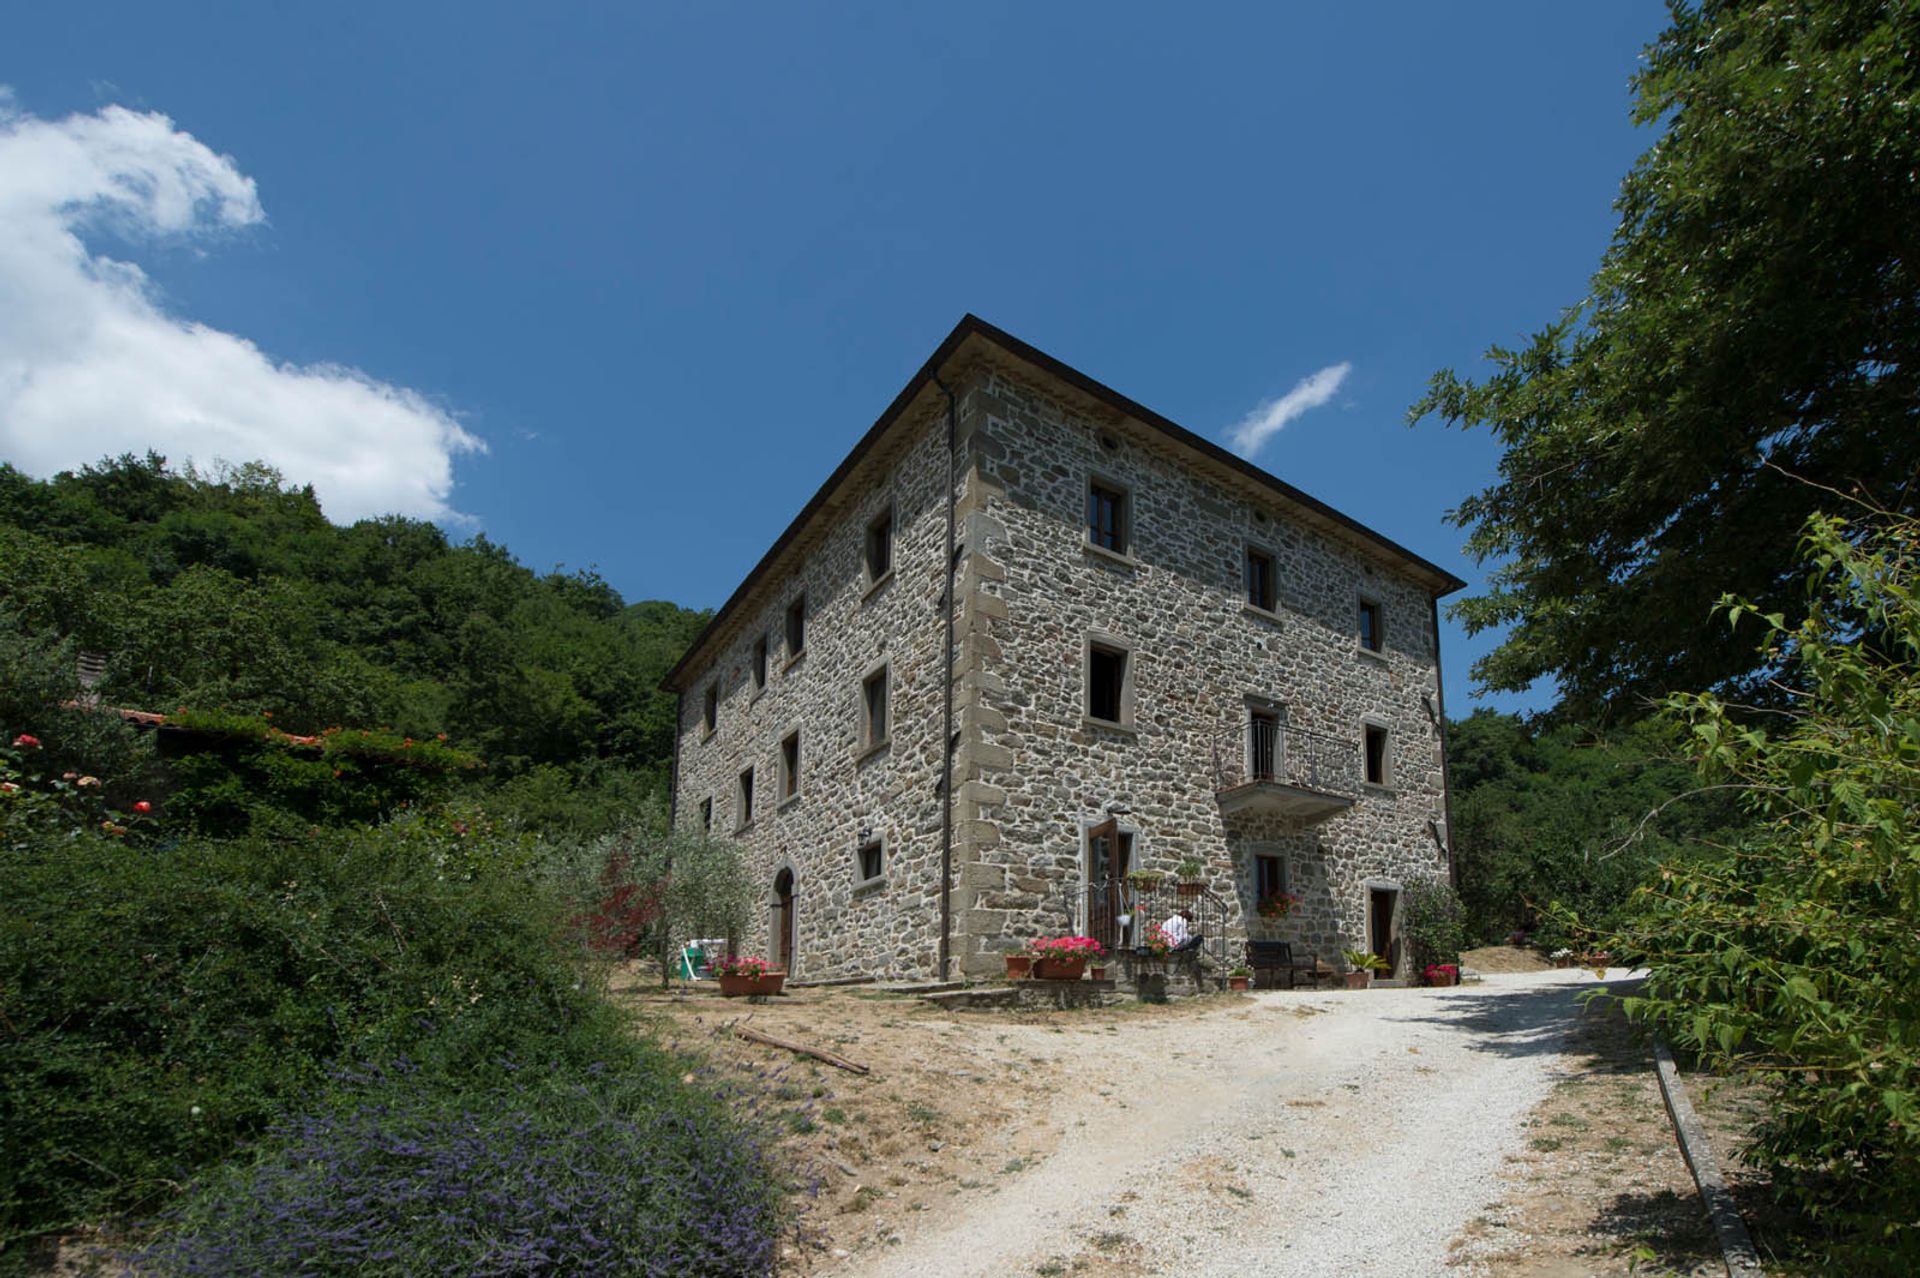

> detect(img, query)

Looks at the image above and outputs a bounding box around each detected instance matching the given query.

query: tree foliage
[0,455,709,828]
[1611,509,1920,1266]
[1412,0,1920,719]
[1446,709,1742,948]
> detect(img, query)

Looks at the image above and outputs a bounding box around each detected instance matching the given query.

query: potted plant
[712,954,785,997]
[1088,957,1109,981]
[1175,858,1206,897]
[1341,948,1387,990]
[1256,889,1302,920]
[1029,935,1103,980]
[1422,962,1460,988]
[1001,940,1033,980]
[1227,965,1253,993]
[1125,869,1165,892]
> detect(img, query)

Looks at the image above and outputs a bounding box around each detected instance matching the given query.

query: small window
[702,682,718,735]
[1359,598,1383,653]
[752,636,768,690]
[736,767,755,828]
[1087,642,1129,725]
[1255,854,1288,900]
[865,507,894,583]
[785,596,806,659]
[1363,724,1390,787]
[856,839,885,884]
[861,666,890,751]
[1246,547,1276,612]
[1087,480,1129,554]
[779,730,801,801]
[699,797,713,834]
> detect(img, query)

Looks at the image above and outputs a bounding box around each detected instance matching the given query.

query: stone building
[663,316,1464,983]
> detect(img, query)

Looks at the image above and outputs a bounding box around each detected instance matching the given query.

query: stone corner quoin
[664,319,1459,984]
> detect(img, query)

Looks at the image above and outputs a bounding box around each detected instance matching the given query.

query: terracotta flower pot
[1344,971,1372,990]
[1032,956,1087,981]
[1426,971,1457,988]
[1228,975,1250,992]
[1005,954,1033,980]
[1176,882,1205,897]
[1088,965,1107,981]
[718,972,786,998]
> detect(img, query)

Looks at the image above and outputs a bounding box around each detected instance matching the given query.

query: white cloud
[1226,361,1353,458]
[0,93,483,523]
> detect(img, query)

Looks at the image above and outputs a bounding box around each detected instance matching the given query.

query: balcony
[1211,718,1357,821]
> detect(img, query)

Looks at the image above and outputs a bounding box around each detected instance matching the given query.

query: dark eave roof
[661,314,1466,691]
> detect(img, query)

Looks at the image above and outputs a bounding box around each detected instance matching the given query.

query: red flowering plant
[710,954,775,978]
[1027,936,1105,962]
[1139,923,1175,957]
[1256,890,1302,919]
[1422,963,1460,986]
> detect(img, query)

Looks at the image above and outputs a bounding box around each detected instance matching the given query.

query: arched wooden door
[773,868,796,974]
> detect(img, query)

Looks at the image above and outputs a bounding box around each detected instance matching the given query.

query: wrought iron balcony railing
[1211,718,1358,818]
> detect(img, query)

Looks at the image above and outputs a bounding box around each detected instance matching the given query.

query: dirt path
[835,971,1600,1278]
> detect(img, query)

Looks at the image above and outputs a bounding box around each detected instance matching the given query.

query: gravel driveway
[836,969,1605,1278]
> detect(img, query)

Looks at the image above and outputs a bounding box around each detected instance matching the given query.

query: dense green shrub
[1401,877,1466,970]
[1612,511,1920,1268]
[0,813,633,1246]
[136,1061,781,1277]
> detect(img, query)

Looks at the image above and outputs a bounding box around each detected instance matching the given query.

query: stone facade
[668,320,1460,984]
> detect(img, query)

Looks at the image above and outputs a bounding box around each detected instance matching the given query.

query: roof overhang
[661,314,1466,692]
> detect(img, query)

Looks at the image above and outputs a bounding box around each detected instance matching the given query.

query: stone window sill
[777,791,801,811]
[852,876,887,897]
[1082,716,1138,736]
[1083,540,1138,570]
[856,737,892,765]
[700,727,716,745]
[734,819,755,835]
[862,569,895,603]
[1242,603,1284,628]
[1360,782,1395,798]
[783,650,807,674]
[1357,646,1388,666]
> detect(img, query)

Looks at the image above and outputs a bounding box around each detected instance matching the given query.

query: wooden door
[1086,819,1132,951]
[773,869,795,973]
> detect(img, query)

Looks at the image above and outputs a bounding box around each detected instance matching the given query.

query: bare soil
[1461,945,1553,974]
[1445,982,1732,1276]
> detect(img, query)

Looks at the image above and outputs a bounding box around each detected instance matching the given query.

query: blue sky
[3,2,1672,715]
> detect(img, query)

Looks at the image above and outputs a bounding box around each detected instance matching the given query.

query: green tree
[1412,0,1920,720]
[1612,509,1920,1266]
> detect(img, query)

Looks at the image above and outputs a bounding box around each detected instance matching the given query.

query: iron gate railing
[1049,873,1232,971]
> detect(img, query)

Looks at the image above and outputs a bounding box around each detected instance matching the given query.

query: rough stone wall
[672,354,1453,984]
[671,397,955,982]
[949,361,1451,978]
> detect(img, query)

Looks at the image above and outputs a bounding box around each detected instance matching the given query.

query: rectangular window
[736,767,755,828]
[1363,723,1390,786]
[1359,598,1383,653]
[857,840,884,883]
[1087,480,1129,554]
[1255,854,1287,900]
[1246,547,1276,611]
[1087,643,1128,725]
[702,682,718,734]
[865,508,894,583]
[785,595,806,659]
[752,636,768,690]
[780,730,800,800]
[699,797,713,834]
[861,667,890,751]
[1249,709,1279,781]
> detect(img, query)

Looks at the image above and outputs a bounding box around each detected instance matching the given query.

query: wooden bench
[1246,940,1321,989]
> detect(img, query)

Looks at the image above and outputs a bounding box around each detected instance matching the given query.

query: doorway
[1085,817,1135,953]
[772,868,796,974]
[1368,887,1398,978]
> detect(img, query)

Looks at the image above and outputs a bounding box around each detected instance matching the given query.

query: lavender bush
[136,1061,780,1276]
